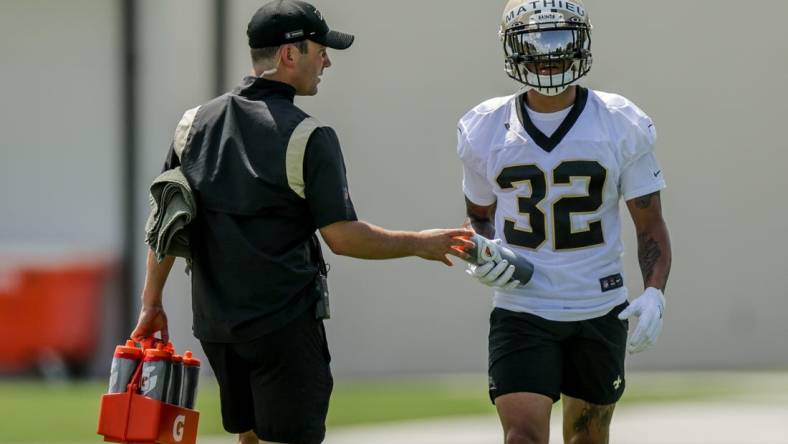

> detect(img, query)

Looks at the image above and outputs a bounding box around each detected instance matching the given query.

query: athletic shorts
[200,307,333,444]
[488,302,629,406]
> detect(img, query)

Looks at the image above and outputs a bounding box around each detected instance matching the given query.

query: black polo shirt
[162,77,357,343]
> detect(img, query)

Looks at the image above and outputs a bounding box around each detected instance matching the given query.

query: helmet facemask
[502,20,592,96]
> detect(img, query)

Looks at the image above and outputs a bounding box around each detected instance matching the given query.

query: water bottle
[107,340,142,393]
[180,351,201,409]
[463,233,535,284]
[140,343,171,401]
[166,353,183,405]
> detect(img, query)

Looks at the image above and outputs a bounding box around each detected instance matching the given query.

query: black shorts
[200,307,333,444]
[488,302,629,406]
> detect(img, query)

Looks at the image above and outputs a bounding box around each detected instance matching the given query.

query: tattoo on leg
[638,234,661,283]
[573,407,594,434]
[634,191,659,209]
[573,404,615,435]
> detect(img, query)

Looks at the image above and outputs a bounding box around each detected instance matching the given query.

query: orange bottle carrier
[97,339,200,444]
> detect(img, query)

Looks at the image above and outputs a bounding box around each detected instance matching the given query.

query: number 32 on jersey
[497,160,606,251]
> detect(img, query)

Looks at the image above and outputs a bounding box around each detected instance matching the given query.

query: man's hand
[618,287,665,354]
[414,229,474,266]
[134,251,174,343]
[131,303,170,343]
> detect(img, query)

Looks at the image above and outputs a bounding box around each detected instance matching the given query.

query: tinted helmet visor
[503,23,592,91]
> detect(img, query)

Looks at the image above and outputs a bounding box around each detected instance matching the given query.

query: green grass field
[0,372,781,443]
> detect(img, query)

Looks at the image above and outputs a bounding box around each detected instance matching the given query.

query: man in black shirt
[131,1,473,443]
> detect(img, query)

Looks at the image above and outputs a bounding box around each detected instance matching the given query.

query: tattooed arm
[626,191,672,291]
[464,197,496,239]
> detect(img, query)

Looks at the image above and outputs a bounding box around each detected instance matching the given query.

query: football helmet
[500,0,593,96]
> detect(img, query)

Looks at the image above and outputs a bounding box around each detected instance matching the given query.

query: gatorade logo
[140,366,157,394]
[172,415,186,442]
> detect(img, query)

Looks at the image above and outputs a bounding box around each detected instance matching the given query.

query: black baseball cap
[247,0,354,50]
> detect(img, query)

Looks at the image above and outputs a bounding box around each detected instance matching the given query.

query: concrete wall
[2,0,787,376]
[0,0,120,251]
[588,0,788,369]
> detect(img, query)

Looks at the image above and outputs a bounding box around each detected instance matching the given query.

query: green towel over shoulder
[145,167,196,263]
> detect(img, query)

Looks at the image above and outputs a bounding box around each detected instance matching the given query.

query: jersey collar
[514,87,589,153]
[234,76,297,102]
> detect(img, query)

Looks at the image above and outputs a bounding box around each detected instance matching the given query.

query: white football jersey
[458,88,666,321]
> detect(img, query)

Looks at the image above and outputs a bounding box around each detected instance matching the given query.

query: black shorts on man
[488,302,629,405]
[201,308,333,444]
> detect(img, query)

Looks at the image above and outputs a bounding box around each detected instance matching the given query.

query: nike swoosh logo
[653,170,662,177]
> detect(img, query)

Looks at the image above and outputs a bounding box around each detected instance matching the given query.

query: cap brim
[322,30,354,50]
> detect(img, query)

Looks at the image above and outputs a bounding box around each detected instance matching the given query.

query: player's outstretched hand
[617,287,665,354]
[415,228,474,266]
[131,303,170,344]
[466,241,520,290]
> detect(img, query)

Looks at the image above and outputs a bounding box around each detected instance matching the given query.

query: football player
[458,1,672,443]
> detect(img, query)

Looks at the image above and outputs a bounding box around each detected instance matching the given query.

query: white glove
[466,239,520,290]
[618,287,666,354]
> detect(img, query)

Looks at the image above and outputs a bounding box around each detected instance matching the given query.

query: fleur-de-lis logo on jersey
[312,7,323,21]
[613,375,623,390]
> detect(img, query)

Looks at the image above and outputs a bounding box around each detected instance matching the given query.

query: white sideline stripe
[325,404,788,444]
[198,402,788,444]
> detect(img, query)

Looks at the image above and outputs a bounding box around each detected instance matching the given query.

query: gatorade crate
[97,340,200,444]
[97,392,199,444]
